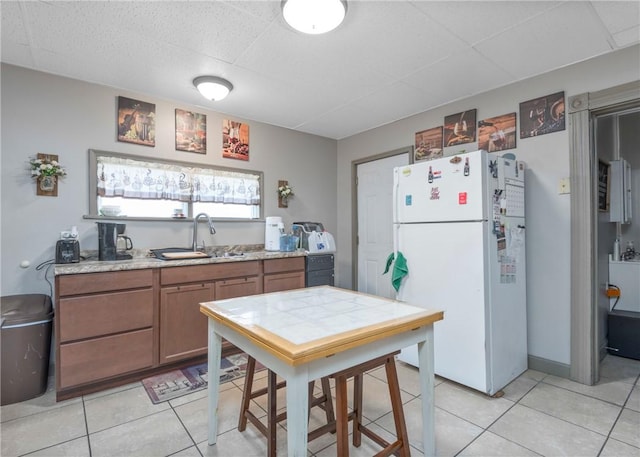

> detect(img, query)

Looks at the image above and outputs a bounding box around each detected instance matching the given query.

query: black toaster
[55,239,80,264]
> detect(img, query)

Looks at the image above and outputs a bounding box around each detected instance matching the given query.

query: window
[88,149,262,220]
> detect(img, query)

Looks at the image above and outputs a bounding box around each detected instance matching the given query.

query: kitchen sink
[150,247,211,260]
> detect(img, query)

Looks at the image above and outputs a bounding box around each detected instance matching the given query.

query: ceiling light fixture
[282,0,347,35]
[193,76,233,101]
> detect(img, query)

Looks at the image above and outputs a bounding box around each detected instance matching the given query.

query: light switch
[558,177,570,194]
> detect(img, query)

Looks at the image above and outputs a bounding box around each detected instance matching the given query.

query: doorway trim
[568,80,640,385]
[351,146,412,291]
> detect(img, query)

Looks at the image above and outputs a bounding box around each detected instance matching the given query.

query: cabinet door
[160,283,214,364]
[215,276,262,300]
[264,271,305,293]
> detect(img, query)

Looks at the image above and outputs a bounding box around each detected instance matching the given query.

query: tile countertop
[53,245,307,276]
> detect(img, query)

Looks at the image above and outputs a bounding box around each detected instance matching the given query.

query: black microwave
[55,240,80,264]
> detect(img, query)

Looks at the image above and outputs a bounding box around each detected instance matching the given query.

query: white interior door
[357,153,409,298]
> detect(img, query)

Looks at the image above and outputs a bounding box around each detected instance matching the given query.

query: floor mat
[142,353,263,404]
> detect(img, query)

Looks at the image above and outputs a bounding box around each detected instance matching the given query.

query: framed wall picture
[414,126,443,162]
[444,109,477,147]
[478,113,517,152]
[222,119,249,161]
[175,109,206,154]
[117,96,156,147]
[519,91,565,138]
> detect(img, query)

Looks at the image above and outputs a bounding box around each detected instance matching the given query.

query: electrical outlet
[558,177,570,194]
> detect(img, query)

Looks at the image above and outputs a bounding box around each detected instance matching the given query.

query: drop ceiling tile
[339,2,469,78]
[352,81,435,123]
[0,42,34,69]
[474,2,613,80]
[613,26,640,47]
[1,1,29,45]
[235,23,394,104]
[221,1,281,23]
[51,1,270,64]
[403,47,514,102]
[295,104,381,139]
[412,0,561,46]
[591,1,640,35]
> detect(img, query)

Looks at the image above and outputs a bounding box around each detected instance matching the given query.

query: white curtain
[97,156,260,204]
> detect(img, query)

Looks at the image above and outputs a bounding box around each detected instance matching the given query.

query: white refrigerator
[393,150,527,395]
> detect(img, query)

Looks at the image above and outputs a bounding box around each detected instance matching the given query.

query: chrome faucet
[192,213,216,251]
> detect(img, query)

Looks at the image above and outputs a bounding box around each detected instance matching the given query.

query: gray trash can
[1,294,54,406]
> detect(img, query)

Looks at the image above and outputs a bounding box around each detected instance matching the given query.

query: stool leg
[320,376,336,428]
[238,356,257,431]
[385,357,410,457]
[335,374,350,457]
[267,370,277,457]
[352,373,363,447]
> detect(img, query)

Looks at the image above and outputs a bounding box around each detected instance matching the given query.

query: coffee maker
[97,222,133,260]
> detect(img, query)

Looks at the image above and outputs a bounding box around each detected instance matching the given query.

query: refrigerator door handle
[393,168,400,224]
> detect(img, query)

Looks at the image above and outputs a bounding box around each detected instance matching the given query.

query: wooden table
[200,286,443,456]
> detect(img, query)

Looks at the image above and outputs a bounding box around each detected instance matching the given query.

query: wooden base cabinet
[54,256,306,400]
[159,283,214,364]
[159,261,263,365]
[55,270,154,396]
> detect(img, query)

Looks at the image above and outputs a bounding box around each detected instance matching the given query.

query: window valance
[96,155,260,205]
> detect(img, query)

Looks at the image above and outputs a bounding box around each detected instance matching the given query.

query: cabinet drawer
[58,289,153,343]
[58,269,153,296]
[263,257,305,274]
[161,261,261,285]
[59,329,153,388]
[215,276,263,300]
[264,271,305,293]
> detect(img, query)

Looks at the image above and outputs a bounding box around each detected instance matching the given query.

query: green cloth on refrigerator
[383,252,395,274]
[383,251,409,292]
[391,251,408,292]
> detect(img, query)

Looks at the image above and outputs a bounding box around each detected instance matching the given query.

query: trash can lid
[1,294,53,327]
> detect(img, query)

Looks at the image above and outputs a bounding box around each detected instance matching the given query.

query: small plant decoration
[29,154,66,196]
[278,181,293,208]
[278,183,293,200]
[29,156,67,179]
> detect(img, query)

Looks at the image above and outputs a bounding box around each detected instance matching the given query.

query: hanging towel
[383,252,395,274]
[391,251,408,292]
[383,251,409,292]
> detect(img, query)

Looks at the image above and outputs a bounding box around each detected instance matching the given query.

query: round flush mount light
[282,0,347,35]
[193,76,233,101]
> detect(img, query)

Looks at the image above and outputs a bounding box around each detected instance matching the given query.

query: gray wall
[1,64,337,295]
[336,45,640,367]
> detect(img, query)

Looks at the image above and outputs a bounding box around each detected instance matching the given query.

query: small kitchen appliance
[55,226,80,264]
[292,222,336,253]
[98,222,133,260]
[265,216,284,251]
[116,224,133,259]
[55,239,80,264]
[97,222,117,261]
[56,240,80,264]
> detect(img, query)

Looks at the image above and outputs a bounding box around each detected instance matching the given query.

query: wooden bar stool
[238,356,336,457]
[330,351,410,457]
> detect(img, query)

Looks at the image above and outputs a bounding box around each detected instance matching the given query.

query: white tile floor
[1,355,639,457]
